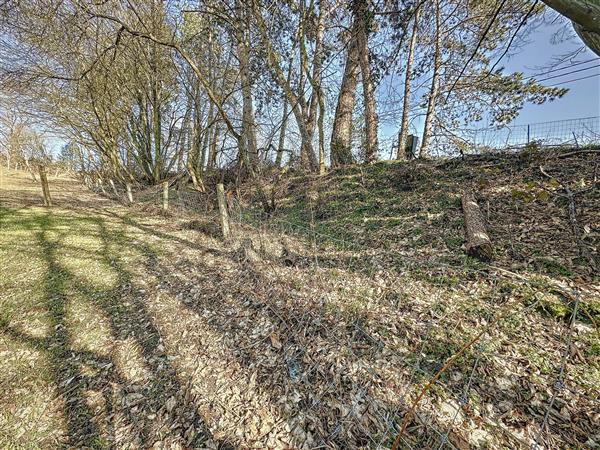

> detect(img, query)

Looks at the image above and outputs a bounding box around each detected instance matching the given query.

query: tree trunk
[462,191,493,261]
[303,0,326,169]
[540,0,600,56]
[207,122,220,170]
[275,56,294,168]
[109,178,119,197]
[38,165,52,207]
[419,0,441,158]
[236,0,259,169]
[330,21,360,167]
[355,0,378,163]
[152,66,163,182]
[318,91,326,175]
[250,2,318,172]
[276,92,290,168]
[397,6,420,160]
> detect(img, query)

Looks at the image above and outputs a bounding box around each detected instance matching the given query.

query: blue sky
[45,12,599,157]
[501,18,600,125]
[375,13,600,153]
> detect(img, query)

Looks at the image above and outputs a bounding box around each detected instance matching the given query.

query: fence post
[527,124,530,144]
[109,179,118,197]
[216,183,231,240]
[162,181,169,210]
[126,183,134,204]
[38,164,52,207]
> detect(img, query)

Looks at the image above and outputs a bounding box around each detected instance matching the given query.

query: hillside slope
[252,148,599,282]
[1,150,599,449]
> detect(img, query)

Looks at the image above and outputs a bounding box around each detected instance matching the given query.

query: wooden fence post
[216,183,231,240]
[109,179,118,197]
[38,164,52,207]
[162,181,169,210]
[126,183,134,204]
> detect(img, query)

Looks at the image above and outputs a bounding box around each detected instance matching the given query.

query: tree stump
[461,191,493,261]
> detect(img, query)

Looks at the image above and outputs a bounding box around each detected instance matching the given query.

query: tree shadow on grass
[131,218,595,449]
[0,210,233,449]
[135,243,466,449]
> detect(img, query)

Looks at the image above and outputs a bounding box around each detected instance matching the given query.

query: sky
[375,12,600,155]
[500,17,600,125]
[43,11,600,158]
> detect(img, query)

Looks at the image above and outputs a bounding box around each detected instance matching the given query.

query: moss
[444,236,464,249]
[535,258,572,277]
[532,292,571,319]
[586,342,600,358]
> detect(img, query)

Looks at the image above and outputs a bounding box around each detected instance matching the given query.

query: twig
[390,296,533,450]
[539,165,596,271]
[557,149,600,159]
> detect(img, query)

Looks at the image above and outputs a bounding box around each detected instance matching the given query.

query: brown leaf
[269,332,282,350]
[449,431,471,450]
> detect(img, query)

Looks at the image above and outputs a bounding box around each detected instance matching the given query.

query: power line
[463,57,600,82]
[524,57,600,80]
[534,64,600,83]
[444,0,509,102]
[548,73,600,87]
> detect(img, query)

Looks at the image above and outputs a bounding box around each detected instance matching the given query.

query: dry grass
[0,155,599,449]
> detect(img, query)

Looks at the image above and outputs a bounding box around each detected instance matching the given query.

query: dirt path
[1,169,599,449]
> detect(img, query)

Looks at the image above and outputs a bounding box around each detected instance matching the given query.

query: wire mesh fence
[82,164,599,449]
[428,116,600,157]
[223,194,598,450]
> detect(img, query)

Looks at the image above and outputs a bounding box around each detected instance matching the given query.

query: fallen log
[461,191,493,261]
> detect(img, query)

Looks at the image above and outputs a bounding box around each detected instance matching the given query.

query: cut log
[461,191,493,261]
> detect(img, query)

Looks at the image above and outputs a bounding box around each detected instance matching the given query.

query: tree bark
[109,178,119,197]
[318,91,326,175]
[539,1,600,55]
[397,6,420,160]
[250,2,318,171]
[462,191,493,261]
[162,181,169,210]
[276,56,294,168]
[419,0,441,158]
[126,183,134,203]
[236,0,259,169]
[355,0,378,163]
[302,0,326,170]
[331,22,360,167]
[207,122,220,170]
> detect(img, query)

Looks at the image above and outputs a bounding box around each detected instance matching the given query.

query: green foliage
[509,183,551,204]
